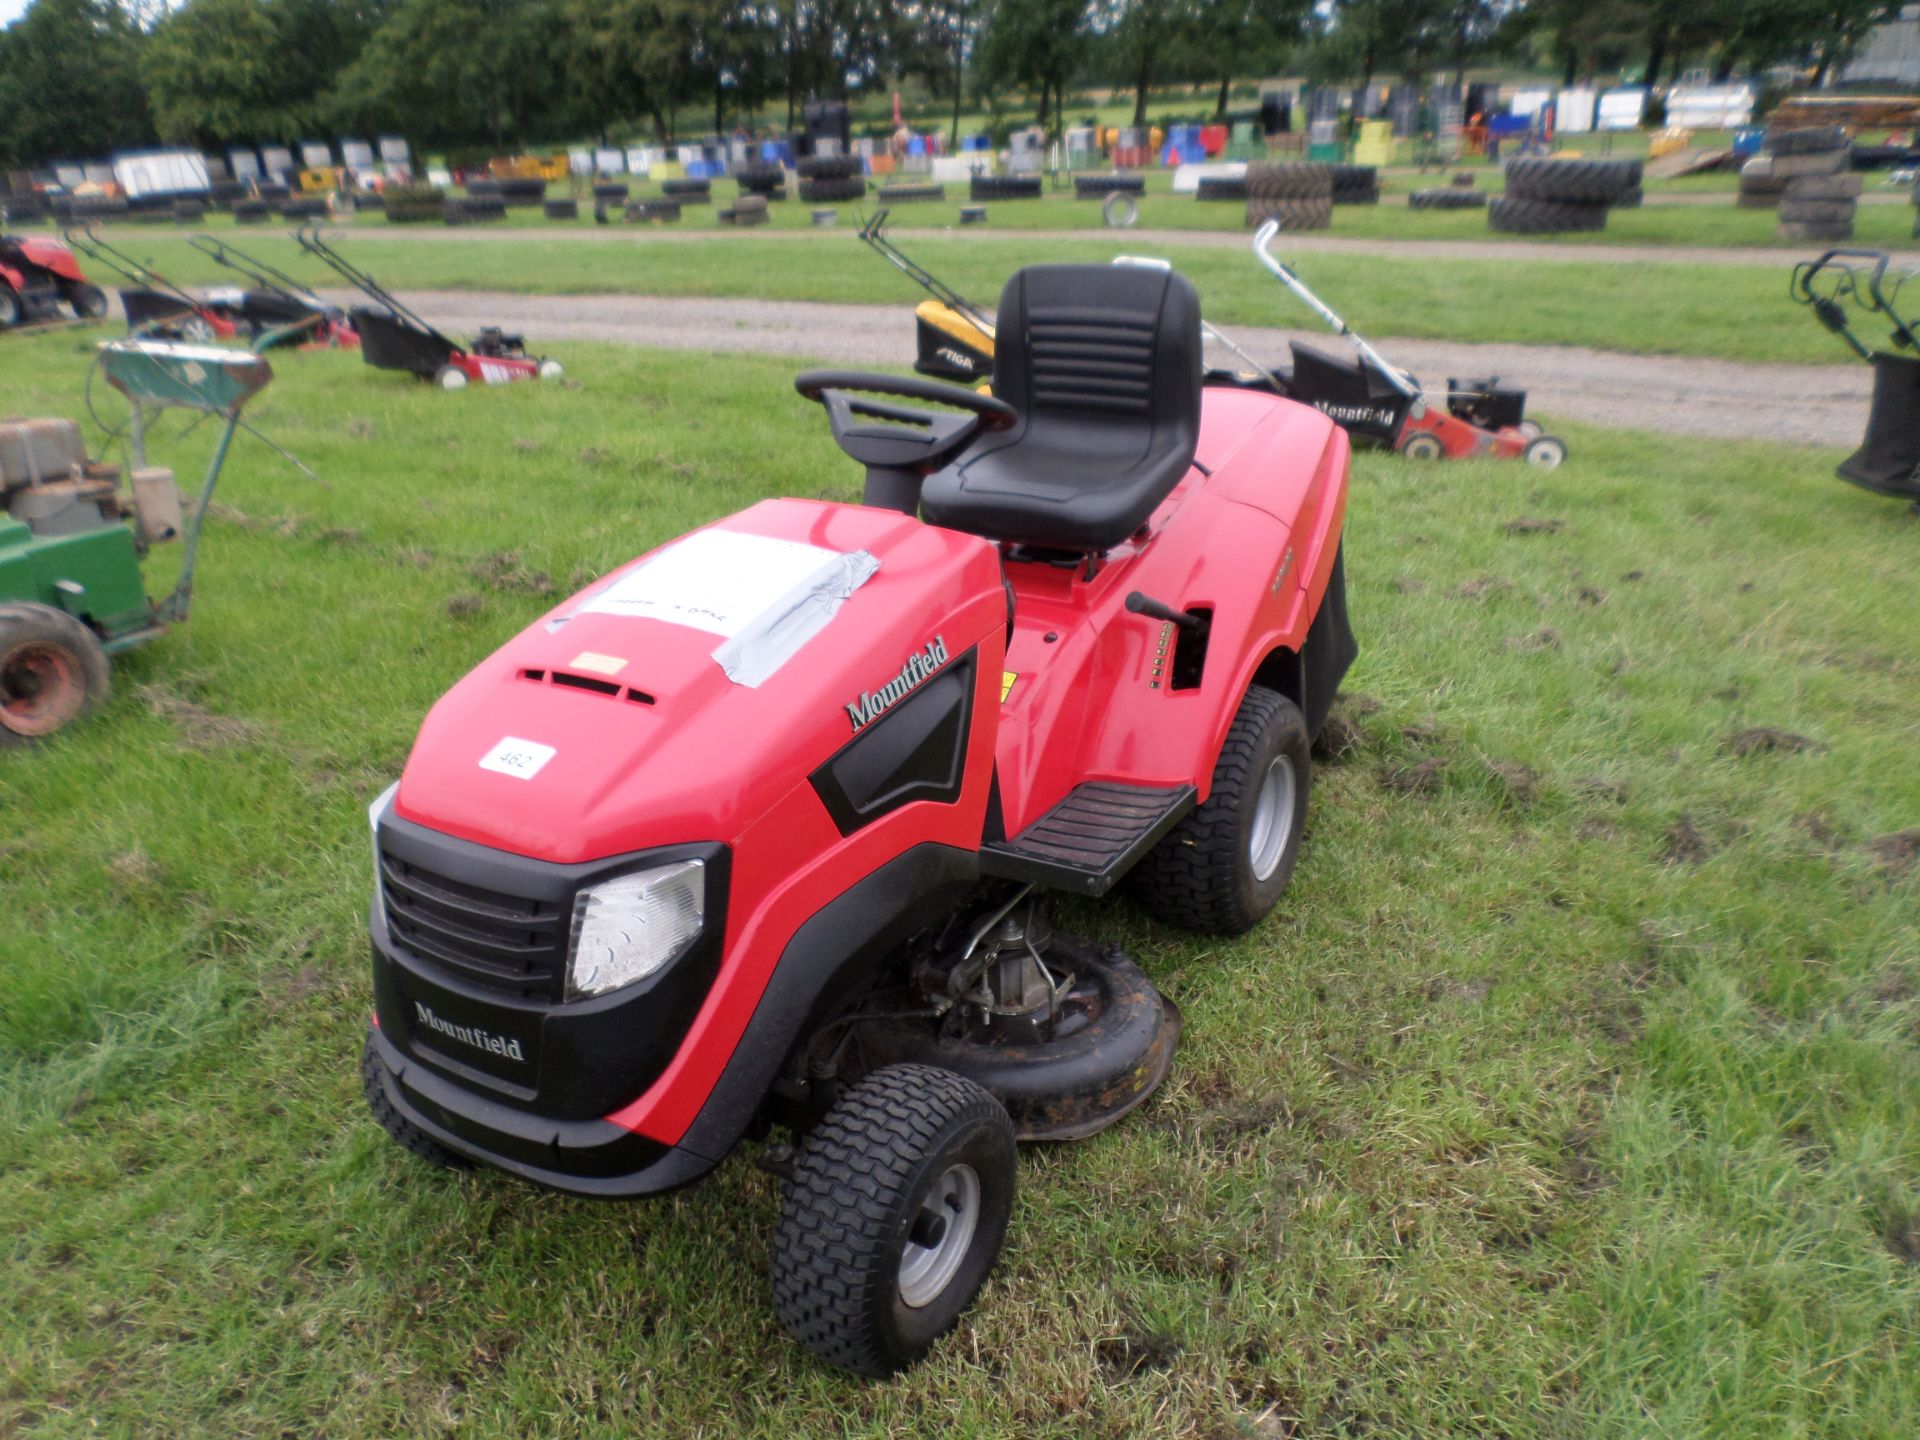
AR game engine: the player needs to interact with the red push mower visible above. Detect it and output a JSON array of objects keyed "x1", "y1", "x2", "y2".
[
  {"x1": 294, "y1": 225, "x2": 559, "y2": 388},
  {"x1": 185, "y1": 232, "x2": 361, "y2": 350},
  {"x1": 62, "y1": 224, "x2": 243, "y2": 344},
  {"x1": 0, "y1": 233, "x2": 108, "y2": 331},
  {"x1": 361, "y1": 259, "x2": 1356, "y2": 1374},
  {"x1": 1249, "y1": 221, "x2": 1566, "y2": 467}
]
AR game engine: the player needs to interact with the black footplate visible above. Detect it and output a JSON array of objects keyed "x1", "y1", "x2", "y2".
[{"x1": 981, "y1": 782, "x2": 1196, "y2": 896}]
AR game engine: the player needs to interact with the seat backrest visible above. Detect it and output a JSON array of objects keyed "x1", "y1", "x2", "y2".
[{"x1": 992, "y1": 263, "x2": 1201, "y2": 463}]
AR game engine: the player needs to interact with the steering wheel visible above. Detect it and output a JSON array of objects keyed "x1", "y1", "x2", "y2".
[{"x1": 795, "y1": 370, "x2": 1016, "y2": 473}]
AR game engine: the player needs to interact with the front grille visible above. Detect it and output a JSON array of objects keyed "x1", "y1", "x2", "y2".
[{"x1": 379, "y1": 850, "x2": 565, "y2": 999}]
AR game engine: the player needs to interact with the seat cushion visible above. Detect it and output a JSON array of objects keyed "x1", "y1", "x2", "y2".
[{"x1": 921, "y1": 264, "x2": 1201, "y2": 551}]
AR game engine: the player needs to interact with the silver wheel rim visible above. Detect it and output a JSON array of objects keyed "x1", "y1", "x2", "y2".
[
  {"x1": 1248, "y1": 754, "x2": 1296, "y2": 883},
  {"x1": 898, "y1": 1162, "x2": 980, "y2": 1309}
]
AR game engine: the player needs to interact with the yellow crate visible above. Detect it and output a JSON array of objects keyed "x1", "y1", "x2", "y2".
[
  {"x1": 299, "y1": 166, "x2": 341, "y2": 193},
  {"x1": 651, "y1": 160, "x2": 686, "y2": 181},
  {"x1": 537, "y1": 154, "x2": 569, "y2": 182}
]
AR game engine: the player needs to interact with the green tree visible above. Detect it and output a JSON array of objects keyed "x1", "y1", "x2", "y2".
[
  {"x1": 976, "y1": 0, "x2": 1090, "y2": 136},
  {"x1": 0, "y1": 0, "x2": 153, "y2": 167}
]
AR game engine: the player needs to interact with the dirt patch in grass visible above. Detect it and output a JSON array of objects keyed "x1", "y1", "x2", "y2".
[
  {"x1": 1454, "y1": 574, "x2": 1512, "y2": 600},
  {"x1": 395, "y1": 547, "x2": 434, "y2": 569},
  {"x1": 1486, "y1": 759, "x2": 1540, "y2": 805},
  {"x1": 445, "y1": 593, "x2": 484, "y2": 619},
  {"x1": 136, "y1": 684, "x2": 266, "y2": 751},
  {"x1": 1094, "y1": 1330, "x2": 1182, "y2": 1381},
  {"x1": 1504, "y1": 516, "x2": 1566, "y2": 535},
  {"x1": 1506, "y1": 627, "x2": 1562, "y2": 652},
  {"x1": 1868, "y1": 829, "x2": 1920, "y2": 875},
  {"x1": 317, "y1": 526, "x2": 364, "y2": 547},
  {"x1": 1577, "y1": 585, "x2": 1608, "y2": 606},
  {"x1": 1378, "y1": 757, "x2": 1445, "y2": 796},
  {"x1": 1663, "y1": 815, "x2": 1714, "y2": 865},
  {"x1": 1726, "y1": 726, "x2": 1815, "y2": 757},
  {"x1": 470, "y1": 550, "x2": 556, "y2": 595},
  {"x1": 1391, "y1": 575, "x2": 1428, "y2": 593},
  {"x1": 1576, "y1": 777, "x2": 1629, "y2": 804},
  {"x1": 108, "y1": 848, "x2": 165, "y2": 894},
  {"x1": 1793, "y1": 811, "x2": 1843, "y2": 850}
]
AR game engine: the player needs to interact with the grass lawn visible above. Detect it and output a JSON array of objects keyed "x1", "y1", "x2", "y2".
[
  {"x1": 95, "y1": 221, "x2": 1867, "y2": 368},
  {"x1": 2, "y1": 326, "x2": 1917, "y2": 1436}
]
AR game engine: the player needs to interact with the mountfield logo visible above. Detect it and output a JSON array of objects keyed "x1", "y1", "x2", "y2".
[
  {"x1": 413, "y1": 1001, "x2": 526, "y2": 1063},
  {"x1": 846, "y1": 636, "x2": 949, "y2": 731}
]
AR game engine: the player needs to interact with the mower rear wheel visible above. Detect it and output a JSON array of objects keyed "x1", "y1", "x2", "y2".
[
  {"x1": 1523, "y1": 435, "x2": 1568, "y2": 469},
  {"x1": 1132, "y1": 685, "x2": 1310, "y2": 935},
  {"x1": 1398, "y1": 431, "x2": 1446, "y2": 460},
  {"x1": 359, "y1": 1033, "x2": 474, "y2": 1171},
  {"x1": 0, "y1": 603, "x2": 110, "y2": 744},
  {"x1": 0, "y1": 284, "x2": 21, "y2": 329},
  {"x1": 538, "y1": 359, "x2": 564, "y2": 380},
  {"x1": 772, "y1": 1064, "x2": 1015, "y2": 1377},
  {"x1": 434, "y1": 365, "x2": 468, "y2": 390}
]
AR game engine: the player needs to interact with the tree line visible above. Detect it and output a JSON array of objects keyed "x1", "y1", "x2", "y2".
[{"x1": 0, "y1": 0, "x2": 1892, "y2": 170}]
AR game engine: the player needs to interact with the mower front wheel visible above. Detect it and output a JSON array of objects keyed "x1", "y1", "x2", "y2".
[
  {"x1": 1523, "y1": 435, "x2": 1568, "y2": 469},
  {"x1": 772, "y1": 1064, "x2": 1015, "y2": 1377},
  {"x1": 1397, "y1": 430, "x2": 1446, "y2": 460},
  {"x1": 1133, "y1": 685, "x2": 1310, "y2": 935},
  {"x1": 537, "y1": 359, "x2": 564, "y2": 380},
  {"x1": 433, "y1": 365, "x2": 469, "y2": 390},
  {"x1": 64, "y1": 283, "x2": 109, "y2": 321},
  {"x1": 0, "y1": 603, "x2": 111, "y2": 744}
]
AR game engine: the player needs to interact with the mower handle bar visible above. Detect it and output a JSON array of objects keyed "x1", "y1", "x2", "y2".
[
  {"x1": 293, "y1": 224, "x2": 454, "y2": 349},
  {"x1": 1791, "y1": 248, "x2": 1918, "y2": 358},
  {"x1": 187, "y1": 233, "x2": 327, "y2": 308},
  {"x1": 859, "y1": 208, "x2": 995, "y2": 329},
  {"x1": 1252, "y1": 220, "x2": 1420, "y2": 400}
]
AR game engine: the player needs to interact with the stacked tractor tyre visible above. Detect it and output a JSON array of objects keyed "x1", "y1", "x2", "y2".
[
  {"x1": 1408, "y1": 188, "x2": 1486, "y2": 210},
  {"x1": 970, "y1": 174, "x2": 1042, "y2": 201},
  {"x1": 876, "y1": 182, "x2": 945, "y2": 203},
  {"x1": 1491, "y1": 157, "x2": 1638, "y2": 234},
  {"x1": 1073, "y1": 174, "x2": 1145, "y2": 198},
  {"x1": 798, "y1": 156, "x2": 867, "y2": 204},
  {"x1": 1196, "y1": 176, "x2": 1246, "y2": 202},
  {"x1": 444, "y1": 195, "x2": 506, "y2": 225},
  {"x1": 1764, "y1": 127, "x2": 1855, "y2": 243},
  {"x1": 734, "y1": 162, "x2": 787, "y2": 199},
  {"x1": 1329, "y1": 164, "x2": 1379, "y2": 205},
  {"x1": 382, "y1": 184, "x2": 444, "y2": 224},
  {"x1": 661, "y1": 177, "x2": 712, "y2": 204},
  {"x1": 1244, "y1": 161, "x2": 1332, "y2": 230}
]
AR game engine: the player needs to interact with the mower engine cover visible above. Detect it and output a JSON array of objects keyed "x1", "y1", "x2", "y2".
[{"x1": 367, "y1": 499, "x2": 1009, "y2": 1193}]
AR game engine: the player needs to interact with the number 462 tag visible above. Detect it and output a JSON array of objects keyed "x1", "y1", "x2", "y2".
[{"x1": 479, "y1": 736, "x2": 557, "y2": 780}]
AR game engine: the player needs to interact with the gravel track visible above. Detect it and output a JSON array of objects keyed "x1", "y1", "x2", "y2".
[
  {"x1": 310, "y1": 224, "x2": 1918, "y2": 269},
  {"x1": 328, "y1": 288, "x2": 1866, "y2": 448}
]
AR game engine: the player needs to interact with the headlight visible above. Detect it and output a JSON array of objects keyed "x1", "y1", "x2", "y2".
[
  {"x1": 567, "y1": 859, "x2": 705, "y2": 1001},
  {"x1": 368, "y1": 781, "x2": 398, "y2": 888}
]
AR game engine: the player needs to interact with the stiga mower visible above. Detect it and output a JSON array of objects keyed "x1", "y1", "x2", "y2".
[
  {"x1": 361, "y1": 257, "x2": 1358, "y2": 1374},
  {"x1": 0, "y1": 232, "x2": 108, "y2": 330},
  {"x1": 860, "y1": 210, "x2": 996, "y2": 383},
  {"x1": 1, "y1": 341, "x2": 273, "y2": 742},
  {"x1": 184, "y1": 232, "x2": 361, "y2": 350},
  {"x1": 294, "y1": 225, "x2": 560, "y2": 388},
  {"x1": 1792, "y1": 247, "x2": 1920, "y2": 505}
]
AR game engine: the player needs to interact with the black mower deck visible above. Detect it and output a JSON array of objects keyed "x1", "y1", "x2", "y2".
[{"x1": 982, "y1": 781, "x2": 1196, "y2": 895}]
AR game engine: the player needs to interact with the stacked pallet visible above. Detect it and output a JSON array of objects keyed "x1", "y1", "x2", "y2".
[{"x1": 1765, "y1": 127, "x2": 1856, "y2": 242}]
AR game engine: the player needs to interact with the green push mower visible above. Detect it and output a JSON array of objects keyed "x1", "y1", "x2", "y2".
[{"x1": 1, "y1": 339, "x2": 275, "y2": 743}]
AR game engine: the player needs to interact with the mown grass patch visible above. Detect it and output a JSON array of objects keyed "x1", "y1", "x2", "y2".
[
  {"x1": 1, "y1": 327, "x2": 1916, "y2": 1437},
  {"x1": 100, "y1": 226, "x2": 1865, "y2": 366}
]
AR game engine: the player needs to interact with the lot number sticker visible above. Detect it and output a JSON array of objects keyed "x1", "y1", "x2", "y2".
[{"x1": 479, "y1": 736, "x2": 557, "y2": 780}]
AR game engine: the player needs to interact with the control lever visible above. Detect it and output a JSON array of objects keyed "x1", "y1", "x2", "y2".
[{"x1": 1125, "y1": 592, "x2": 1206, "y2": 633}]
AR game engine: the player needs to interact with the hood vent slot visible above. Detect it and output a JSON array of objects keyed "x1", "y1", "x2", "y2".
[{"x1": 518, "y1": 667, "x2": 656, "y2": 705}]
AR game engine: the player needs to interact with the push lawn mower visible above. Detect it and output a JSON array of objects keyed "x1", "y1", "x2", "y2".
[
  {"x1": 63, "y1": 224, "x2": 242, "y2": 344},
  {"x1": 1, "y1": 340, "x2": 274, "y2": 742},
  {"x1": 1247, "y1": 221, "x2": 1565, "y2": 467},
  {"x1": 361, "y1": 257, "x2": 1358, "y2": 1375},
  {"x1": 0, "y1": 232, "x2": 107, "y2": 331},
  {"x1": 294, "y1": 225, "x2": 560, "y2": 388},
  {"x1": 860, "y1": 209, "x2": 996, "y2": 384},
  {"x1": 185, "y1": 232, "x2": 361, "y2": 350},
  {"x1": 1792, "y1": 247, "x2": 1920, "y2": 504}
]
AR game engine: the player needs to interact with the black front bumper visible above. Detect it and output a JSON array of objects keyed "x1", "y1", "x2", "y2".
[{"x1": 363, "y1": 1020, "x2": 719, "y2": 1197}]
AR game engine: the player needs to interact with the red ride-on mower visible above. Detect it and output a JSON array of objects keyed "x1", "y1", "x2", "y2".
[
  {"x1": 1249, "y1": 221, "x2": 1566, "y2": 468},
  {"x1": 360, "y1": 260, "x2": 1356, "y2": 1374},
  {"x1": 0, "y1": 232, "x2": 108, "y2": 330},
  {"x1": 294, "y1": 225, "x2": 559, "y2": 388}
]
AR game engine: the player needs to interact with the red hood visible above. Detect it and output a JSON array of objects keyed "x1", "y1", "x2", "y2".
[{"x1": 393, "y1": 498, "x2": 1006, "y2": 864}]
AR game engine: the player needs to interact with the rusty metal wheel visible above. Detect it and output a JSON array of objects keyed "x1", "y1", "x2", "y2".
[{"x1": 0, "y1": 603, "x2": 111, "y2": 743}]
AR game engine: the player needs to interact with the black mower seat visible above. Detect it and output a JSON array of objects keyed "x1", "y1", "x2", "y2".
[{"x1": 921, "y1": 264, "x2": 1201, "y2": 552}]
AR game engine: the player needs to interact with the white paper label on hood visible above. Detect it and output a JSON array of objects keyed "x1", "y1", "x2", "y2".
[
  {"x1": 579, "y1": 530, "x2": 850, "y2": 638},
  {"x1": 479, "y1": 736, "x2": 556, "y2": 779}
]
